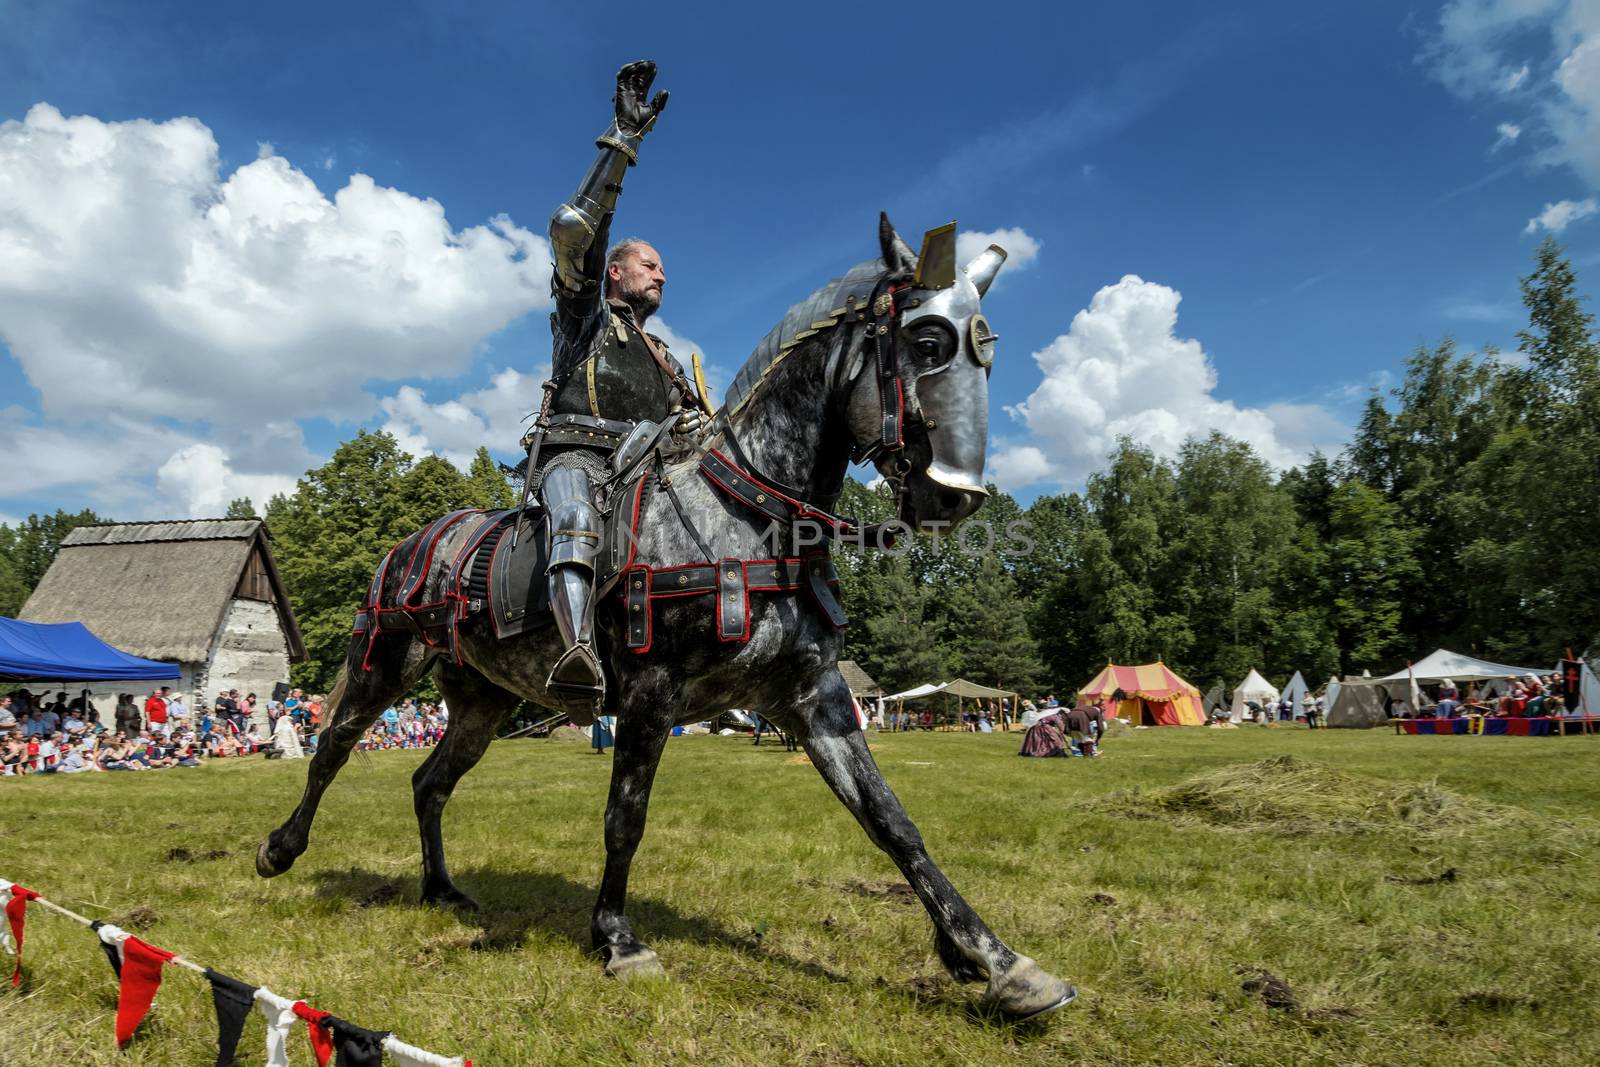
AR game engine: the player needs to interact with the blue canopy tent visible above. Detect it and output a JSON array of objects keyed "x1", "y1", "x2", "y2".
[{"x1": 0, "y1": 616, "x2": 179, "y2": 681}]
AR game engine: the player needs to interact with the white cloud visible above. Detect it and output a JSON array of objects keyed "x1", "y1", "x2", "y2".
[
  {"x1": 0, "y1": 103, "x2": 550, "y2": 425},
  {"x1": 984, "y1": 443, "x2": 1054, "y2": 488},
  {"x1": 987, "y1": 275, "x2": 1341, "y2": 491},
  {"x1": 156, "y1": 444, "x2": 298, "y2": 518},
  {"x1": 1427, "y1": 1, "x2": 1600, "y2": 188},
  {"x1": 378, "y1": 364, "x2": 547, "y2": 469},
  {"x1": 1493, "y1": 121, "x2": 1523, "y2": 149},
  {"x1": 1524, "y1": 196, "x2": 1599, "y2": 232},
  {"x1": 956, "y1": 227, "x2": 1042, "y2": 277},
  {"x1": 0, "y1": 403, "x2": 308, "y2": 518}
]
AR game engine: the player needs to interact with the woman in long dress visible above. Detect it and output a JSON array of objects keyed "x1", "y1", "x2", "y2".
[{"x1": 272, "y1": 711, "x2": 305, "y2": 759}]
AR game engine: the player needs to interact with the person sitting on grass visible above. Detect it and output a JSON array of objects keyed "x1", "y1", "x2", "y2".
[
  {"x1": 48, "y1": 740, "x2": 92, "y2": 774},
  {"x1": 99, "y1": 735, "x2": 142, "y2": 771},
  {"x1": 2, "y1": 731, "x2": 28, "y2": 776}
]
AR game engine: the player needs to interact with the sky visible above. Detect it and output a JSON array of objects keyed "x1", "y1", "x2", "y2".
[{"x1": 3, "y1": 0, "x2": 1600, "y2": 524}]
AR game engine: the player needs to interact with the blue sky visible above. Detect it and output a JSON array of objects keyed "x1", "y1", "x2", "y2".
[{"x1": 3, "y1": 0, "x2": 1599, "y2": 521}]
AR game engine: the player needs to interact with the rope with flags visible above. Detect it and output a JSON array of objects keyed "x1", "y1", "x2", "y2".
[{"x1": 0, "y1": 876, "x2": 473, "y2": 1065}]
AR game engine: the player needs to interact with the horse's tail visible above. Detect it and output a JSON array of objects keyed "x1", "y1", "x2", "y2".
[{"x1": 323, "y1": 664, "x2": 351, "y2": 724}]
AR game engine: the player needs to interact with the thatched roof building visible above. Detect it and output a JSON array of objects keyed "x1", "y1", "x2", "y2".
[
  {"x1": 20, "y1": 519, "x2": 304, "y2": 712},
  {"x1": 838, "y1": 660, "x2": 882, "y2": 698}
]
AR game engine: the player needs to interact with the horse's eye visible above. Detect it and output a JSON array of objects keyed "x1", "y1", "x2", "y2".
[{"x1": 915, "y1": 337, "x2": 940, "y2": 355}]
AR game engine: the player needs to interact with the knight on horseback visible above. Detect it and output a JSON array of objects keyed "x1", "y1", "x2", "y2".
[{"x1": 537, "y1": 60, "x2": 709, "y2": 714}]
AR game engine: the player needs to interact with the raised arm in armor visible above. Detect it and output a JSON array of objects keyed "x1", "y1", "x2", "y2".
[{"x1": 547, "y1": 60, "x2": 668, "y2": 377}]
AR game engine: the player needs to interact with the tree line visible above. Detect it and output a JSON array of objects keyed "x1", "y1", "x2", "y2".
[
  {"x1": 840, "y1": 236, "x2": 1599, "y2": 697},
  {"x1": 2, "y1": 239, "x2": 1594, "y2": 699}
]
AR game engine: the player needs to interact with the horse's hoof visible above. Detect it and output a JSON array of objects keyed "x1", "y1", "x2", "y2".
[
  {"x1": 979, "y1": 955, "x2": 1077, "y2": 1021},
  {"x1": 422, "y1": 886, "x2": 480, "y2": 913},
  {"x1": 603, "y1": 944, "x2": 666, "y2": 981},
  {"x1": 255, "y1": 841, "x2": 293, "y2": 878}
]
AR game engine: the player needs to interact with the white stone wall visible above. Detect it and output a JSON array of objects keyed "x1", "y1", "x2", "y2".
[{"x1": 204, "y1": 598, "x2": 291, "y2": 729}]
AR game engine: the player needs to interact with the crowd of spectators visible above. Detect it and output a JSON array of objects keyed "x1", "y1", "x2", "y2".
[
  {"x1": 357, "y1": 699, "x2": 449, "y2": 751},
  {"x1": 1407, "y1": 675, "x2": 1571, "y2": 719},
  {"x1": 0, "y1": 684, "x2": 329, "y2": 778}
]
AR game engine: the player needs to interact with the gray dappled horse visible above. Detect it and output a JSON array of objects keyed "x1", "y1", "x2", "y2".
[{"x1": 256, "y1": 216, "x2": 1076, "y2": 1020}]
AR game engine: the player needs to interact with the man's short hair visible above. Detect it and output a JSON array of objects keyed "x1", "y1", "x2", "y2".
[{"x1": 604, "y1": 237, "x2": 651, "y2": 296}]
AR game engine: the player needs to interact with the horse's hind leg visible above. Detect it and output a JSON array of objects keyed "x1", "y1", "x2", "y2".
[
  {"x1": 797, "y1": 674, "x2": 1076, "y2": 1020},
  {"x1": 413, "y1": 662, "x2": 520, "y2": 909},
  {"x1": 256, "y1": 634, "x2": 427, "y2": 878}
]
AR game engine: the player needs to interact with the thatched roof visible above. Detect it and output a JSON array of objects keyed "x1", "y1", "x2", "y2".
[
  {"x1": 838, "y1": 659, "x2": 881, "y2": 696},
  {"x1": 20, "y1": 519, "x2": 305, "y2": 663}
]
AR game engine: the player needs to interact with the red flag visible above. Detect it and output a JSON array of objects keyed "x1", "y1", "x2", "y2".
[
  {"x1": 115, "y1": 936, "x2": 175, "y2": 1046},
  {"x1": 293, "y1": 1000, "x2": 335, "y2": 1067},
  {"x1": 6, "y1": 884, "x2": 39, "y2": 987}
]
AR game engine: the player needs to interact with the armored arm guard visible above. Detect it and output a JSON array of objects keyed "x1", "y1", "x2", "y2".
[
  {"x1": 547, "y1": 121, "x2": 641, "y2": 299},
  {"x1": 548, "y1": 60, "x2": 668, "y2": 301}
]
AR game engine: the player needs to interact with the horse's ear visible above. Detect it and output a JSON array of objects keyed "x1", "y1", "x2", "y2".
[
  {"x1": 879, "y1": 212, "x2": 916, "y2": 273},
  {"x1": 964, "y1": 244, "x2": 1008, "y2": 297}
]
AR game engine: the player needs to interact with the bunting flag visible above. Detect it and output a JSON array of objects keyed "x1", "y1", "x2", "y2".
[
  {"x1": 0, "y1": 879, "x2": 14, "y2": 956},
  {"x1": 5, "y1": 882, "x2": 39, "y2": 987},
  {"x1": 205, "y1": 968, "x2": 257, "y2": 1067},
  {"x1": 115, "y1": 935, "x2": 176, "y2": 1047},
  {"x1": 294, "y1": 1000, "x2": 336, "y2": 1067},
  {"x1": 256, "y1": 987, "x2": 303, "y2": 1067},
  {"x1": 91, "y1": 921, "x2": 126, "y2": 979},
  {"x1": 383, "y1": 1034, "x2": 474, "y2": 1067},
  {"x1": 328, "y1": 1015, "x2": 390, "y2": 1067},
  {"x1": 0, "y1": 874, "x2": 474, "y2": 1065}
]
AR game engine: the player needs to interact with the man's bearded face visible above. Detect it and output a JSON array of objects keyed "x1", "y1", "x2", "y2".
[{"x1": 609, "y1": 243, "x2": 665, "y2": 319}]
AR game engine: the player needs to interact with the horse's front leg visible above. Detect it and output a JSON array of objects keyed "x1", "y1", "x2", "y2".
[
  {"x1": 798, "y1": 676, "x2": 1076, "y2": 1020},
  {"x1": 591, "y1": 696, "x2": 672, "y2": 978}
]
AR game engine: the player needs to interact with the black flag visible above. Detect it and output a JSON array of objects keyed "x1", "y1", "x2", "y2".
[
  {"x1": 204, "y1": 968, "x2": 257, "y2": 1067},
  {"x1": 1561, "y1": 658, "x2": 1582, "y2": 709},
  {"x1": 328, "y1": 1015, "x2": 390, "y2": 1067},
  {"x1": 88, "y1": 921, "x2": 122, "y2": 979}
]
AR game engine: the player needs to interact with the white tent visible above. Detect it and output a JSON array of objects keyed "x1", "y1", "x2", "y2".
[
  {"x1": 884, "y1": 683, "x2": 944, "y2": 701},
  {"x1": 1230, "y1": 669, "x2": 1280, "y2": 724},
  {"x1": 1376, "y1": 649, "x2": 1545, "y2": 684},
  {"x1": 1281, "y1": 671, "x2": 1309, "y2": 718}
]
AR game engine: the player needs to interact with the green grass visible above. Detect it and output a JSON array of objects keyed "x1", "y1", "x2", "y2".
[{"x1": 3, "y1": 726, "x2": 1599, "y2": 1065}]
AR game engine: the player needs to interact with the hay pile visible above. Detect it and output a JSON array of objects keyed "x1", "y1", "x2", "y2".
[{"x1": 1102, "y1": 754, "x2": 1528, "y2": 835}]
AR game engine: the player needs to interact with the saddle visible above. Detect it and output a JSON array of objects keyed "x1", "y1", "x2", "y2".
[{"x1": 350, "y1": 466, "x2": 846, "y2": 672}]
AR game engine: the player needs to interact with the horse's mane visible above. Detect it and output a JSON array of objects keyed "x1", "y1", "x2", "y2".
[{"x1": 718, "y1": 259, "x2": 882, "y2": 422}]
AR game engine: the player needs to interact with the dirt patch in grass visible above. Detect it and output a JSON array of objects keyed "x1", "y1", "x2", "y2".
[
  {"x1": 162, "y1": 846, "x2": 231, "y2": 863},
  {"x1": 1240, "y1": 970, "x2": 1298, "y2": 1010},
  {"x1": 355, "y1": 881, "x2": 402, "y2": 908},
  {"x1": 1100, "y1": 755, "x2": 1534, "y2": 835},
  {"x1": 1385, "y1": 867, "x2": 1459, "y2": 885},
  {"x1": 114, "y1": 906, "x2": 159, "y2": 930},
  {"x1": 845, "y1": 880, "x2": 916, "y2": 903}
]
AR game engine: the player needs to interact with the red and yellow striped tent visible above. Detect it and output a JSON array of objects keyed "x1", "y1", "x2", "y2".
[{"x1": 1078, "y1": 662, "x2": 1205, "y2": 726}]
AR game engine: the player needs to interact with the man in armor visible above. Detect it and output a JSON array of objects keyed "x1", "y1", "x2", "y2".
[{"x1": 536, "y1": 60, "x2": 707, "y2": 711}]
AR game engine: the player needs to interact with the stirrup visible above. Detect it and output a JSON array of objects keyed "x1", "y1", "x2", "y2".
[{"x1": 548, "y1": 643, "x2": 605, "y2": 700}]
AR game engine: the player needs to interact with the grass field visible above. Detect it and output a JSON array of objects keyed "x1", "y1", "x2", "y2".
[{"x1": 2, "y1": 725, "x2": 1598, "y2": 1066}]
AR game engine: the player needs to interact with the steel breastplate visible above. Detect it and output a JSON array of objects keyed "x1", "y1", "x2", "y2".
[{"x1": 551, "y1": 317, "x2": 678, "y2": 430}]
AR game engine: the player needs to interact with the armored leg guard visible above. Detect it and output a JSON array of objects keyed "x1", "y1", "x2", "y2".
[{"x1": 542, "y1": 465, "x2": 606, "y2": 718}]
